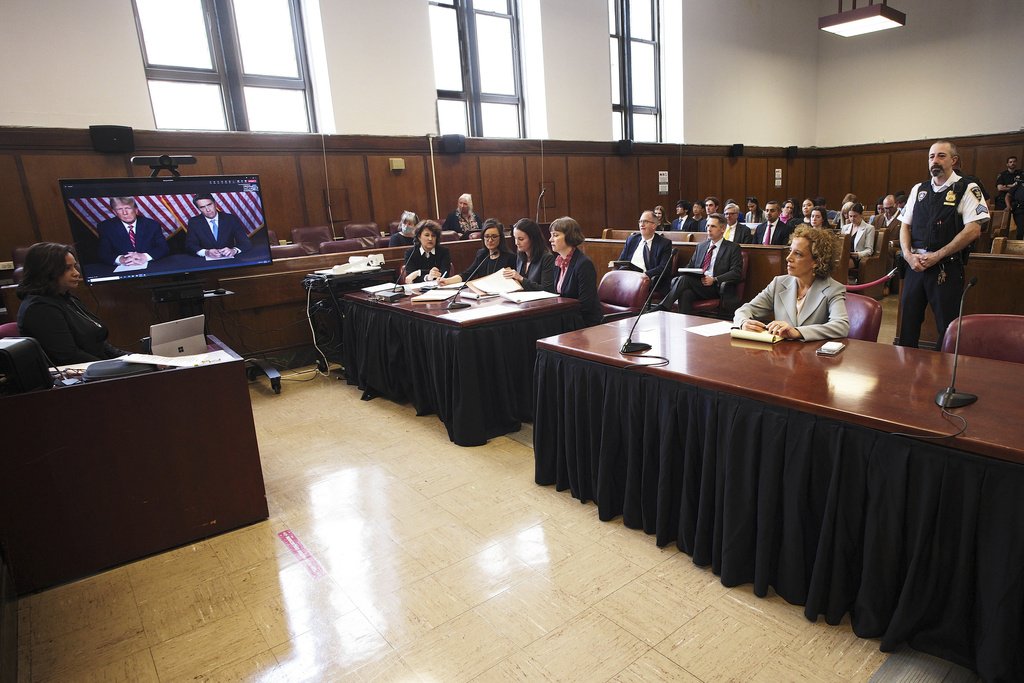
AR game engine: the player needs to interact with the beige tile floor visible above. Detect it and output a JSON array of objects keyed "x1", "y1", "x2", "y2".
[{"x1": 14, "y1": 297, "x2": 971, "y2": 682}]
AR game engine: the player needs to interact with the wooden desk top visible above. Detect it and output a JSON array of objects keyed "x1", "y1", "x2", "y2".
[
  {"x1": 537, "y1": 313, "x2": 1024, "y2": 465},
  {"x1": 344, "y1": 290, "x2": 579, "y2": 328}
]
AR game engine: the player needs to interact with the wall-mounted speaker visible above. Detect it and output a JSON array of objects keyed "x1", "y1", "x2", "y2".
[
  {"x1": 730, "y1": 143, "x2": 744, "y2": 158},
  {"x1": 787, "y1": 146, "x2": 798, "y2": 159},
  {"x1": 617, "y1": 139, "x2": 633, "y2": 156},
  {"x1": 89, "y1": 125, "x2": 135, "y2": 154},
  {"x1": 440, "y1": 133, "x2": 466, "y2": 154}
]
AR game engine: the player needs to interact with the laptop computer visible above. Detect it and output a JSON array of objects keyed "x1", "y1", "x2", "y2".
[{"x1": 150, "y1": 314, "x2": 207, "y2": 356}]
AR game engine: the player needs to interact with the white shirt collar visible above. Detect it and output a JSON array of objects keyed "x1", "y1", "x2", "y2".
[{"x1": 932, "y1": 170, "x2": 961, "y2": 192}]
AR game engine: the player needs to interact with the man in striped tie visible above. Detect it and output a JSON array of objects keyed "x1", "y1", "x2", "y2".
[
  {"x1": 96, "y1": 196, "x2": 170, "y2": 267},
  {"x1": 653, "y1": 213, "x2": 743, "y2": 313}
]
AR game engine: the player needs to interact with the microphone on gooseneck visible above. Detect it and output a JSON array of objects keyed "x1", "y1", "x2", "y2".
[
  {"x1": 535, "y1": 187, "x2": 546, "y2": 223},
  {"x1": 447, "y1": 251, "x2": 490, "y2": 310},
  {"x1": 935, "y1": 276, "x2": 979, "y2": 408},
  {"x1": 621, "y1": 247, "x2": 677, "y2": 354},
  {"x1": 393, "y1": 247, "x2": 416, "y2": 293}
]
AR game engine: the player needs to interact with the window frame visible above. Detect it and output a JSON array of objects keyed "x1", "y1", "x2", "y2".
[
  {"x1": 430, "y1": 0, "x2": 526, "y2": 139},
  {"x1": 610, "y1": 0, "x2": 661, "y2": 142},
  {"x1": 132, "y1": 0, "x2": 317, "y2": 132}
]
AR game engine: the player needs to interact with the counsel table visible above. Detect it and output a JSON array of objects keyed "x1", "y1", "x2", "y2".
[
  {"x1": 0, "y1": 338, "x2": 268, "y2": 594},
  {"x1": 343, "y1": 291, "x2": 581, "y2": 446},
  {"x1": 534, "y1": 313, "x2": 1024, "y2": 682}
]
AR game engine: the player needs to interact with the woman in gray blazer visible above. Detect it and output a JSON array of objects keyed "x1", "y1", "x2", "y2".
[{"x1": 733, "y1": 225, "x2": 849, "y2": 341}]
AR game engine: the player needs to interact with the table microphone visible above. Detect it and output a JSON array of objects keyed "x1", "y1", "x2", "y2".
[
  {"x1": 621, "y1": 247, "x2": 676, "y2": 354},
  {"x1": 392, "y1": 247, "x2": 416, "y2": 293},
  {"x1": 935, "y1": 275, "x2": 979, "y2": 408},
  {"x1": 447, "y1": 252, "x2": 490, "y2": 310}
]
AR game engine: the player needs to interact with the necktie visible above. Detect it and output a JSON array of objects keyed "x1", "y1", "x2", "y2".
[
  {"x1": 701, "y1": 243, "x2": 715, "y2": 271},
  {"x1": 643, "y1": 241, "x2": 650, "y2": 267},
  {"x1": 763, "y1": 223, "x2": 771, "y2": 245},
  {"x1": 211, "y1": 218, "x2": 219, "y2": 241},
  {"x1": 128, "y1": 224, "x2": 136, "y2": 249}
]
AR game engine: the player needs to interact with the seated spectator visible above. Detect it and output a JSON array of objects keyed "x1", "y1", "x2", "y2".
[
  {"x1": 745, "y1": 197, "x2": 767, "y2": 224},
  {"x1": 610, "y1": 210, "x2": 673, "y2": 296},
  {"x1": 441, "y1": 194, "x2": 481, "y2": 238},
  {"x1": 847, "y1": 203, "x2": 875, "y2": 270},
  {"x1": 722, "y1": 203, "x2": 752, "y2": 243},
  {"x1": 653, "y1": 205, "x2": 672, "y2": 230},
  {"x1": 654, "y1": 213, "x2": 743, "y2": 314},
  {"x1": 670, "y1": 200, "x2": 697, "y2": 231},
  {"x1": 389, "y1": 211, "x2": 418, "y2": 247}
]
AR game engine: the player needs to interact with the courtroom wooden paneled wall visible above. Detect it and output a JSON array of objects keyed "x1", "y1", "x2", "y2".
[{"x1": 3, "y1": 127, "x2": 1022, "y2": 263}]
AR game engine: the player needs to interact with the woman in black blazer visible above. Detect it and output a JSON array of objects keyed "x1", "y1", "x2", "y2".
[
  {"x1": 440, "y1": 219, "x2": 516, "y2": 286},
  {"x1": 403, "y1": 220, "x2": 451, "y2": 283},
  {"x1": 548, "y1": 216, "x2": 602, "y2": 327},
  {"x1": 17, "y1": 242, "x2": 126, "y2": 365},
  {"x1": 504, "y1": 218, "x2": 555, "y2": 292}
]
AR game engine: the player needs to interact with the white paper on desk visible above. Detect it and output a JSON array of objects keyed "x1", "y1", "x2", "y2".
[
  {"x1": 410, "y1": 288, "x2": 459, "y2": 302},
  {"x1": 439, "y1": 305, "x2": 519, "y2": 323},
  {"x1": 685, "y1": 320, "x2": 735, "y2": 337},
  {"x1": 113, "y1": 262, "x2": 148, "y2": 272},
  {"x1": 500, "y1": 290, "x2": 559, "y2": 304},
  {"x1": 362, "y1": 282, "x2": 406, "y2": 294},
  {"x1": 466, "y1": 270, "x2": 522, "y2": 295},
  {"x1": 123, "y1": 350, "x2": 234, "y2": 367}
]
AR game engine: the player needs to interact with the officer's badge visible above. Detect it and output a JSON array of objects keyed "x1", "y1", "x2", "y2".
[
  {"x1": 971, "y1": 187, "x2": 983, "y2": 202},
  {"x1": 945, "y1": 190, "x2": 956, "y2": 203}
]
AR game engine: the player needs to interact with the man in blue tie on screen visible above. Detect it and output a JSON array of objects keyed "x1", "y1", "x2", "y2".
[{"x1": 185, "y1": 193, "x2": 252, "y2": 259}]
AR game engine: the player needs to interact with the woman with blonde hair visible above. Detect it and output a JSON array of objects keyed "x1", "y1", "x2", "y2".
[
  {"x1": 441, "y1": 193, "x2": 482, "y2": 238},
  {"x1": 733, "y1": 225, "x2": 849, "y2": 341}
]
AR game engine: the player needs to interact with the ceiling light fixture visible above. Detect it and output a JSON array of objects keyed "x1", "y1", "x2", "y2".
[{"x1": 819, "y1": 0, "x2": 906, "y2": 37}]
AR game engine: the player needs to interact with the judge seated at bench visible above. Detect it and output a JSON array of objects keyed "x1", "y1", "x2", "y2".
[
  {"x1": 653, "y1": 213, "x2": 742, "y2": 313},
  {"x1": 185, "y1": 193, "x2": 252, "y2": 259},
  {"x1": 733, "y1": 225, "x2": 849, "y2": 341}
]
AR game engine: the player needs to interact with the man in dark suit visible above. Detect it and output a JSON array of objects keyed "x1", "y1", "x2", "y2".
[
  {"x1": 96, "y1": 197, "x2": 170, "y2": 266},
  {"x1": 654, "y1": 213, "x2": 742, "y2": 313},
  {"x1": 722, "y1": 203, "x2": 753, "y2": 243},
  {"x1": 669, "y1": 200, "x2": 697, "y2": 231},
  {"x1": 753, "y1": 200, "x2": 793, "y2": 246},
  {"x1": 185, "y1": 193, "x2": 252, "y2": 258},
  {"x1": 612, "y1": 210, "x2": 674, "y2": 295},
  {"x1": 696, "y1": 196, "x2": 720, "y2": 232}
]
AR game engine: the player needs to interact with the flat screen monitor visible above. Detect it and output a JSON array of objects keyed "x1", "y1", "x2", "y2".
[{"x1": 58, "y1": 174, "x2": 273, "y2": 285}]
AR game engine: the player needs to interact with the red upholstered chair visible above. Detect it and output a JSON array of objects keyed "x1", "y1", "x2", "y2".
[
  {"x1": 12, "y1": 267, "x2": 24, "y2": 284},
  {"x1": 388, "y1": 221, "x2": 401, "y2": 235},
  {"x1": 845, "y1": 293, "x2": 883, "y2": 342},
  {"x1": 939, "y1": 315, "x2": 1024, "y2": 364},
  {"x1": 267, "y1": 229, "x2": 279, "y2": 245},
  {"x1": 0, "y1": 322, "x2": 20, "y2": 338},
  {"x1": 598, "y1": 270, "x2": 651, "y2": 323},
  {"x1": 689, "y1": 252, "x2": 749, "y2": 318},
  {"x1": 270, "y1": 243, "x2": 308, "y2": 259},
  {"x1": 374, "y1": 235, "x2": 392, "y2": 249},
  {"x1": 440, "y1": 230, "x2": 460, "y2": 242},
  {"x1": 342, "y1": 223, "x2": 380, "y2": 248},
  {"x1": 289, "y1": 226, "x2": 333, "y2": 254},
  {"x1": 467, "y1": 231, "x2": 481, "y2": 240},
  {"x1": 12, "y1": 246, "x2": 30, "y2": 268},
  {"x1": 319, "y1": 239, "x2": 363, "y2": 254}
]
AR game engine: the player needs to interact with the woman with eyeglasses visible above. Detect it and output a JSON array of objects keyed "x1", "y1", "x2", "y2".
[{"x1": 439, "y1": 219, "x2": 516, "y2": 286}]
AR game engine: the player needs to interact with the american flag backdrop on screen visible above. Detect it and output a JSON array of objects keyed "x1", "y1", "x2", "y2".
[{"x1": 67, "y1": 193, "x2": 265, "y2": 238}]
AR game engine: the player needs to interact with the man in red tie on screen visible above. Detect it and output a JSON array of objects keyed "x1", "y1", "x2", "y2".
[
  {"x1": 653, "y1": 213, "x2": 743, "y2": 313},
  {"x1": 96, "y1": 196, "x2": 170, "y2": 267}
]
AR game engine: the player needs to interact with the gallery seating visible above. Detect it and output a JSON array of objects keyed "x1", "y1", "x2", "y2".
[
  {"x1": 319, "y1": 239, "x2": 364, "y2": 254},
  {"x1": 342, "y1": 223, "x2": 380, "y2": 248},
  {"x1": 289, "y1": 226, "x2": 334, "y2": 254}
]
